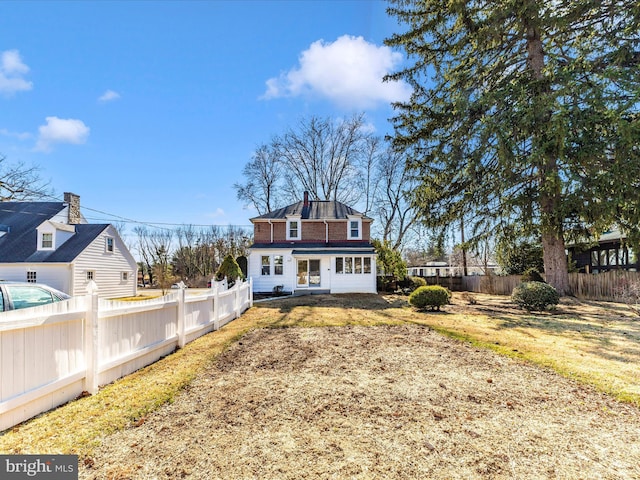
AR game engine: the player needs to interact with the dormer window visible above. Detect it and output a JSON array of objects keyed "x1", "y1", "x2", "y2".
[
  {"x1": 347, "y1": 216, "x2": 362, "y2": 240},
  {"x1": 286, "y1": 217, "x2": 301, "y2": 240},
  {"x1": 42, "y1": 233, "x2": 53, "y2": 248}
]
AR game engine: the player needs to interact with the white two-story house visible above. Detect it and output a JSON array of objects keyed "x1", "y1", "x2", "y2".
[{"x1": 0, "y1": 192, "x2": 137, "y2": 299}]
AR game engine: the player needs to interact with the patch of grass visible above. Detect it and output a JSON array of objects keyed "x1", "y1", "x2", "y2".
[
  {"x1": 1, "y1": 293, "x2": 638, "y2": 458},
  {"x1": 411, "y1": 297, "x2": 640, "y2": 407}
]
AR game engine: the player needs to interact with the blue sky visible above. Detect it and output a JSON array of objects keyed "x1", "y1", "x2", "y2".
[{"x1": 0, "y1": 0, "x2": 410, "y2": 233}]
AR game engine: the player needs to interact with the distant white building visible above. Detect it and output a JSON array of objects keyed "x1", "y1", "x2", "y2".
[{"x1": 407, "y1": 260, "x2": 500, "y2": 277}]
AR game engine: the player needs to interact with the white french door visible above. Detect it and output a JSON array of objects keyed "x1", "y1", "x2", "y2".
[{"x1": 296, "y1": 259, "x2": 321, "y2": 288}]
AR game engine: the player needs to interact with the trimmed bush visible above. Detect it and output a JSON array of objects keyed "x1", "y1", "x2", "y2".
[
  {"x1": 215, "y1": 254, "x2": 244, "y2": 287},
  {"x1": 521, "y1": 268, "x2": 545, "y2": 283},
  {"x1": 511, "y1": 281, "x2": 559, "y2": 311},
  {"x1": 401, "y1": 276, "x2": 427, "y2": 293},
  {"x1": 409, "y1": 285, "x2": 451, "y2": 311}
]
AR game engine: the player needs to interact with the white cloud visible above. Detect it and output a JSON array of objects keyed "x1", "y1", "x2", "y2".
[
  {"x1": 35, "y1": 116, "x2": 90, "y2": 153},
  {"x1": 263, "y1": 35, "x2": 412, "y2": 109},
  {"x1": 98, "y1": 89, "x2": 121, "y2": 103},
  {"x1": 0, "y1": 128, "x2": 32, "y2": 140},
  {"x1": 0, "y1": 50, "x2": 33, "y2": 95}
]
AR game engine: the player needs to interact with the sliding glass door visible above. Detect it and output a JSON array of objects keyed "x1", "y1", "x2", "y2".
[{"x1": 297, "y1": 259, "x2": 321, "y2": 288}]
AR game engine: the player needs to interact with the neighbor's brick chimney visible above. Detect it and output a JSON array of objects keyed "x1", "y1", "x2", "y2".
[
  {"x1": 303, "y1": 191, "x2": 309, "y2": 208},
  {"x1": 64, "y1": 192, "x2": 81, "y2": 224}
]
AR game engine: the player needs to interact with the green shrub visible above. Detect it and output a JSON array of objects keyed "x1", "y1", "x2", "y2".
[
  {"x1": 511, "y1": 281, "x2": 559, "y2": 311},
  {"x1": 521, "y1": 268, "x2": 545, "y2": 283},
  {"x1": 401, "y1": 276, "x2": 427, "y2": 293},
  {"x1": 409, "y1": 285, "x2": 451, "y2": 311},
  {"x1": 215, "y1": 254, "x2": 244, "y2": 287}
]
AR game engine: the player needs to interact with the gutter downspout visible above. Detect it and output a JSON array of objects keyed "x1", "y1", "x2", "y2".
[
  {"x1": 324, "y1": 220, "x2": 329, "y2": 243},
  {"x1": 268, "y1": 219, "x2": 273, "y2": 243}
]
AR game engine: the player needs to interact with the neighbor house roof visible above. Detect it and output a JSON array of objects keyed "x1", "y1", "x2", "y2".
[
  {"x1": 251, "y1": 199, "x2": 371, "y2": 221},
  {"x1": 0, "y1": 201, "x2": 109, "y2": 263}
]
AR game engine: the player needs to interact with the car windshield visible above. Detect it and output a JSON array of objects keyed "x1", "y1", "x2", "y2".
[
  {"x1": 6, "y1": 285, "x2": 57, "y2": 310},
  {"x1": 0, "y1": 290, "x2": 4, "y2": 312}
]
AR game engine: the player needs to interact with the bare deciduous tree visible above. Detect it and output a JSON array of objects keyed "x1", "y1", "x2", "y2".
[
  {"x1": 371, "y1": 148, "x2": 420, "y2": 251},
  {"x1": 233, "y1": 115, "x2": 423, "y2": 252},
  {"x1": 0, "y1": 154, "x2": 52, "y2": 201},
  {"x1": 133, "y1": 226, "x2": 174, "y2": 288},
  {"x1": 277, "y1": 114, "x2": 369, "y2": 205},
  {"x1": 234, "y1": 144, "x2": 282, "y2": 215}
]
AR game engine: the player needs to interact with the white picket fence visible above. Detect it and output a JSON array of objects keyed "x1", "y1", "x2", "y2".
[{"x1": 0, "y1": 279, "x2": 253, "y2": 432}]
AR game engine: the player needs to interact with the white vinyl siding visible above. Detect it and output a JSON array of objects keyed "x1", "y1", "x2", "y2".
[
  {"x1": 249, "y1": 249, "x2": 376, "y2": 294},
  {"x1": 250, "y1": 249, "x2": 292, "y2": 293},
  {"x1": 331, "y1": 255, "x2": 376, "y2": 293},
  {"x1": 0, "y1": 264, "x2": 73, "y2": 294},
  {"x1": 72, "y1": 226, "x2": 137, "y2": 298}
]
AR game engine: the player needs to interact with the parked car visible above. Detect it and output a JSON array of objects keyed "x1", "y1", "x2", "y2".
[{"x1": 0, "y1": 282, "x2": 71, "y2": 312}]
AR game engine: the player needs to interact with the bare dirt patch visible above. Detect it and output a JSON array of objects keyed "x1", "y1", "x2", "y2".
[{"x1": 81, "y1": 323, "x2": 639, "y2": 479}]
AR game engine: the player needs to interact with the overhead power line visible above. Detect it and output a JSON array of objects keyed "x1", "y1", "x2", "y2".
[{"x1": 9, "y1": 189, "x2": 253, "y2": 230}]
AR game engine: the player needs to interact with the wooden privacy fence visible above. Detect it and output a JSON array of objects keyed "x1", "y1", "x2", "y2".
[
  {"x1": 568, "y1": 270, "x2": 640, "y2": 301},
  {"x1": 462, "y1": 271, "x2": 640, "y2": 301},
  {"x1": 0, "y1": 279, "x2": 252, "y2": 432},
  {"x1": 462, "y1": 275, "x2": 522, "y2": 295}
]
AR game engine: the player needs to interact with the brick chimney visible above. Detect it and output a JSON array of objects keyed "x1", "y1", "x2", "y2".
[
  {"x1": 303, "y1": 191, "x2": 309, "y2": 208},
  {"x1": 64, "y1": 192, "x2": 81, "y2": 224}
]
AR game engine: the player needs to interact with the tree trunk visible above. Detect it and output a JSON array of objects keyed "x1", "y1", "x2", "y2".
[
  {"x1": 541, "y1": 232, "x2": 569, "y2": 295},
  {"x1": 525, "y1": 15, "x2": 570, "y2": 296}
]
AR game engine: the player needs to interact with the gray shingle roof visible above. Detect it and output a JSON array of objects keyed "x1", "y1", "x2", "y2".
[
  {"x1": 251, "y1": 199, "x2": 370, "y2": 221},
  {"x1": 0, "y1": 202, "x2": 109, "y2": 263}
]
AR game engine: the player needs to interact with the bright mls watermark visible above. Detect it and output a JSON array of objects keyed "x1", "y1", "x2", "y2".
[{"x1": 0, "y1": 455, "x2": 77, "y2": 479}]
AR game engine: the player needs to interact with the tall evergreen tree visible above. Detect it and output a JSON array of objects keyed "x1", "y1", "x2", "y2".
[{"x1": 385, "y1": 0, "x2": 640, "y2": 294}]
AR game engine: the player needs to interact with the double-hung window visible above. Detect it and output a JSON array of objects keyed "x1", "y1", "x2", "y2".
[
  {"x1": 336, "y1": 256, "x2": 373, "y2": 275},
  {"x1": 286, "y1": 216, "x2": 301, "y2": 240},
  {"x1": 106, "y1": 237, "x2": 114, "y2": 253},
  {"x1": 261, "y1": 256, "x2": 271, "y2": 275},
  {"x1": 347, "y1": 216, "x2": 362, "y2": 240},
  {"x1": 262, "y1": 255, "x2": 284, "y2": 276},
  {"x1": 42, "y1": 233, "x2": 53, "y2": 248},
  {"x1": 274, "y1": 255, "x2": 284, "y2": 275}
]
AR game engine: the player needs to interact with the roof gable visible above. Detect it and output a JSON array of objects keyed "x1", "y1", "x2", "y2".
[
  {"x1": 251, "y1": 199, "x2": 370, "y2": 221},
  {"x1": 0, "y1": 202, "x2": 66, "y2": 261},
  {"x1": 0, "y1": 202, "x2": 109, "y2": 263}
]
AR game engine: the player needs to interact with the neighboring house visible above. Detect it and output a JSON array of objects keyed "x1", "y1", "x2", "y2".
[
  {"x1": 567, "y1": 230, "x2": 638, "y2": 273},
  {"x1": 248, "y1": 192, "x2": 377, "y2": 295},
  {"x1": 0, "y1": 192, "x2": 138, "y2": 298},
  {"x1": 407, "y1": 260, "x2": 500, "y2": 277}
]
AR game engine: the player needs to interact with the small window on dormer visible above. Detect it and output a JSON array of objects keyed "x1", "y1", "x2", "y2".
[
  {"x1": 106, "y1": 237, "x2": 114, "y2": 253},
  {"x1": 42, "y1": 233, "x2": 53, "y2": 248},
  {"x1": 287, "y1": 219, "x2": 301, "y2": 240},
  {"x1": 347, "y1": 217, "x2": 362, "y2": 240}
]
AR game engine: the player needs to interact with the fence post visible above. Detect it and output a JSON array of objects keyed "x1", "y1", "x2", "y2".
[
  {"x1": 177, "y1": 286, "x2": 186, "y2": 348},
  {"x1": 84, "y1": 281, "x2": 100, "y2": 394},
  {"x1": 249, "y1": 277, "x2": 253, "y2": 308},
  {"x1": 234, "y1": 281, "x2": 241, "y2": 318},
  {"x1": 212, "y1": 284, "x2": 220, "y2": 329}
]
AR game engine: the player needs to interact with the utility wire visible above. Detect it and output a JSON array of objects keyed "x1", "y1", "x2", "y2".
[{"x1": 10, "y1": 189, "x2": 253, "y2": 230}]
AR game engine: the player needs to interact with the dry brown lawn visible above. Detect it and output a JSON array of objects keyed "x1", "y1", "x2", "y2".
[{"x1": 77, "y1": 293, "x2": 640, "y2": 480}]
